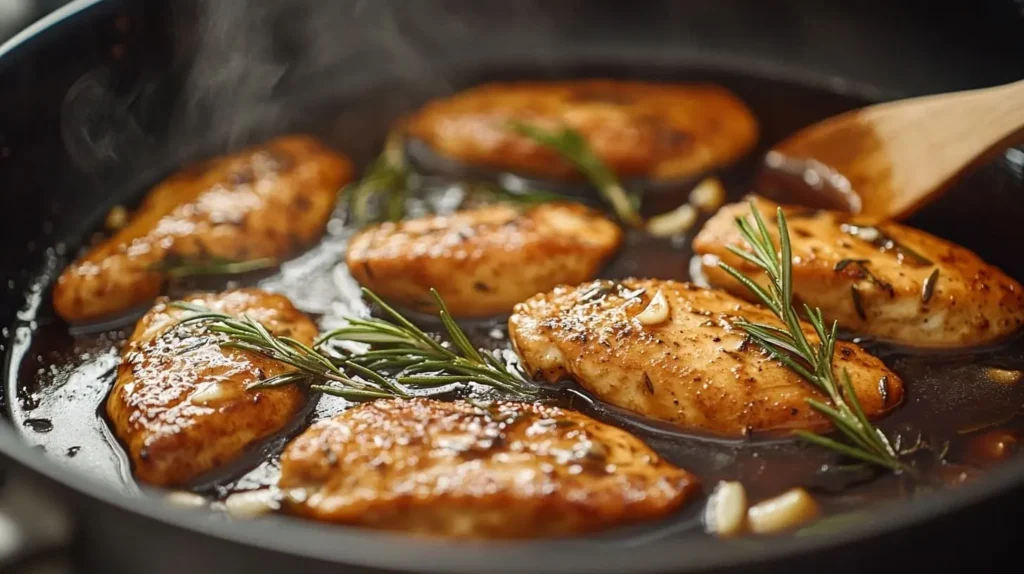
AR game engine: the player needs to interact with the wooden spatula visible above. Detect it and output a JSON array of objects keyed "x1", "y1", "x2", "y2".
[{"x1": 757, "y1": 79, "x2": 1024, "y2": 222}]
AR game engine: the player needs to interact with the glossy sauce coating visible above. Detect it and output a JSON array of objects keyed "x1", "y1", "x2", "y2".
[
  {"x1": 53, "y1": 135, "x2": 353, "y2": 323},
  {"x1": 406, "y1": 80, "x2": 758, "y2": 180},
  {"x1": 509, "y1": 279, "x2": 903, "y2": 437},
  {"x1": 346, "y1": 202, "x2": 622, "y2": 317},
  {"x1": 694, "y1": 196, "x2": 1024, "y2": 347},
  {"x1": 279, "y1": 398, "x2": 698, "y2": 538},
  {"x1": 107, "y1": 289, "x2": 314, "y2": 486}
]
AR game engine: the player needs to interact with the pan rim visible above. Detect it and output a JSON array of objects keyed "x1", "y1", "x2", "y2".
[{"x1": 1, "y1": 1, "x2": 1022, "y2": 571}]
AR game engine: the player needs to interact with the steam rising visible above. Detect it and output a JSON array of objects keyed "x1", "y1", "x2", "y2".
[{"x1": 172, "y1": 1, "x2": 559, "y2": 150}]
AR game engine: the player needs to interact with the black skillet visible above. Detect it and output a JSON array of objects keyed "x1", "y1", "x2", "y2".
[{"x1": 1, "y1": 1, "x2": 1023, "y2": 572}]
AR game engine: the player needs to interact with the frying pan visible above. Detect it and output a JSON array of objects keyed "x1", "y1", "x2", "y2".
[{"x1": 1, "y1": 1, "x2": 1023, "y2": 572}]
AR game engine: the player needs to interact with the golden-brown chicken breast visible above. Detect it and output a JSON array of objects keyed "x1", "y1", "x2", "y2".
[
  {"x1": 53, "y1": 135, "x2": 353, "y2": 323},
  {"x1": 693, "y1": 196, "x2": 1024, "y2": 347},
  {"x1": 278, "y1": 398, "x2": 698, "y2": 538},
  {"x1": 346, "y1": 202, "x2": 622, "y2": 317},
  {"x1": 508, "y1": 279, "x2": 903, "y2": 437},
  {"x1": 406, "y1": 80, "x2": 758, "y2": 181},
  {"x1": 107, "y1": 289, "x2": 314, "y2": 486}
]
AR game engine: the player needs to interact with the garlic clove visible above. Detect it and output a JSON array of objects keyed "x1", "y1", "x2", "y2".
[
  {"x1": 165, "y1": 491, "x2": 208, "y2": 509},
  {"x1": 704, "y1": 481, "x2": 748, "y2": 537},
  {"x1": 189, "y1": 382, "x2": 237, "y2": 406},
  {"x1": 646, "y1": 204, "x2": 698, "y2": 238},
  {"x1": 636, "y1": 289, "x2": 670, "y2": 325},
  {"x1": 689, "y1": 177, "x2": 726, "y2": 213},
  {"x1": 224, "y1": 489, "x2": 281, "y2": 519},
  {"x1": 747, "y1": 487, "x2": 820, "y2": 534}
]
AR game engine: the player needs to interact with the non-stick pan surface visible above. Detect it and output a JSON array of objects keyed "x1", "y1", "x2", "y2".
[{"x1": 1, "y1": 1, "x2": 1023, "y2": 573}]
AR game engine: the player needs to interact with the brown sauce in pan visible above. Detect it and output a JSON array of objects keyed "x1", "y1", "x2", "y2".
[{"x1": 5, "y1": 71, "x2": 1024, "y2": 541}]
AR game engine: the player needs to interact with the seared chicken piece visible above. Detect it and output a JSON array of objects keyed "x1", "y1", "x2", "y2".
[
  {"x1": 693, "y1": 196, "x2": 1024, "y2": 347},
  {"x1": 53, "y1": 135, "x2": 353, "y2": 323},
  {"x1": 508, "y1": 279, "x2": 903, "y2": 437},
  {"x1": 107, "y1": 289, "x2": 314, "y2": 486},
  {"x1": 278, "y1": 398, "x2": 698, "y2": 538},
  {"x1": 346, "y1": 202, "x2": 621, "y2": 317},
  {"x1": 406, "y1": 80, "x2": 758, "y2": 181}
]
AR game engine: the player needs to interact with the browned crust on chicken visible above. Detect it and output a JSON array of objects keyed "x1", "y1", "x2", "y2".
[
  {"x1": 107, "y1": 289, "x2": 314, "y2": 486},
  {"x1": 346, "y1": 202, "x2": 622, "y2": 317},
  {"x1": 278, "y1": 398, "x2": 697, "y2": 538},
  {"x1": 508, "y1": 279, "x2": 904, "y2": 437},
  {"x1": 406, "y1": 80, "x2": 758, "y2": 181},
  {"x1": 53, "y1": 135, "x2": 353, "y2": 323},
  {"x1": 693, "y1": 196, "x2": 1024, "y2": 347}
]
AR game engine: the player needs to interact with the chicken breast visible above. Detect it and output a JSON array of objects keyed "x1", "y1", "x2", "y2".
[
  {"x1": 53, "y1": 135, "x2": 353, "y2": 323},
  {"x1": 346, "y1": 202, "x2": 622, "y2": 317},
  {"x1": 508, "y1": 279, "x2": 904, "y2": 437},
  {"x1": 107, "y1": 289, "x2": 314, "y2": 486},
  {"x1": 693, "y1": 196, "x2": 1024, "y2": 347},
  {"x1": 406, "y1": 80, "x2": 758, "y2": 181},
  {"x1": 278, "y1": 398, "x2": 698, "y2": 538}
]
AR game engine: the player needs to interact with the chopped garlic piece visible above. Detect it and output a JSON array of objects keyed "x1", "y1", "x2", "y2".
[
  {"x1": 189, "y1": 382, "x2": 235, "y2": 406},
  {"x1": 704, "y1": 481, "x2": 748, "y2": 537},
  {"x1": 747, "y1": 488, "x2": 820, "y2": 534},
  {"x1": 165, "y1": 491, "x2": 208, "y2": 509},
  {"x1": 689, "y1": 177, "x2": 726, "y2": 213},
  {"x1": 225, "y1": 490, "x2": 280, "y2": 519},
  {"x1": 646, "y1": 204, "x2": 698, "y2": 237},
  {"x1": 636, "y1": 290, "x2": 670, "y2": 325}
]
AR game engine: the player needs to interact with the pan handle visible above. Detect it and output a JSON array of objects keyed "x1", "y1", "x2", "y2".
[{"x1": 0, "y1": 469, "x2": 74, "y2": 571}]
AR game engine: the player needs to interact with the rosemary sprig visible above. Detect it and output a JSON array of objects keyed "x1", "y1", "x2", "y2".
[
  {"x1": 346, "y1": 128, "x2": 410, "y2": 225},
  {"x1": 317, "y1": 288, "x2": 538, "y2": 397},
  {"x1": 717, "y1": 201, "x2": 912, "y2": 474},
  {"x1": 458, "y1": 180, "x2": 571, "y2": 207},
  {"x1": 170, "y1": 302, "x2": 401, "y2": 401},
  {"x1": 151, "y1": 257, "x2": 278, "y2": 279},
  {"x1": 170, "y1": 289, "x2": 537, "y2": 400},
  {"x1": 507, "y1": 121, "x2": 643, "y2": 227},
  {"x1": 346, "y1": 128, "x2": 568, "y2": 224}
]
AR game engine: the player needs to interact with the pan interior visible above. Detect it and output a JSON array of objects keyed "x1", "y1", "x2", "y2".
[{"x1": 5, "y1": 65, "x2": 1024, "y2": 545}]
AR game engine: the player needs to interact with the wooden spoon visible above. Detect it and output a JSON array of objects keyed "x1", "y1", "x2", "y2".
[{"x1": 756, "y1": 79, "x2": 1024, "y2": 222}]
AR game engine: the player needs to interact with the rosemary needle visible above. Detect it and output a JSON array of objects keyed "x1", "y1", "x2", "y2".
[
  {"x1": 458, "y1": 181, "x2": 571, "y2": 208},
  {"x1": 507, "y1": 121, "x2": 643, "y2": 227},
  {"x1": 346, "y1": 127, "x2": 410, "y2": 225},
  {"x1": 345, "y1": 129, "x2": 566, "y2": 224},
  {"x1": 717, "y1": 201, "x2": 913, "y2": 474},
  {"x1": 150, "y1": 257, "x2": 278, "y2": 279}
]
